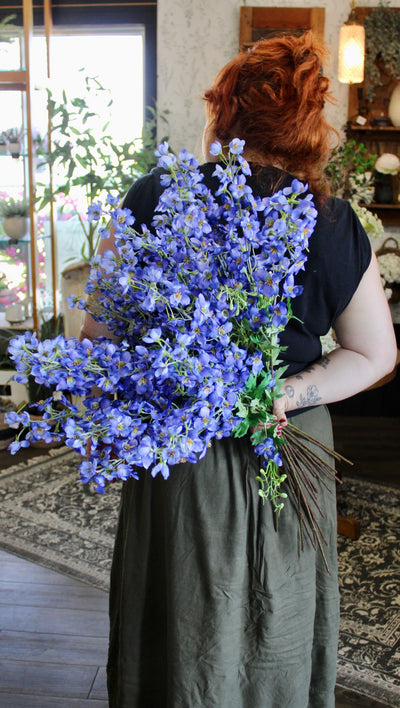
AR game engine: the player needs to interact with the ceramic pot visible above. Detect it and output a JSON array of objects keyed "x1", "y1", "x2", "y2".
[
  {"x1": 5, "y1": 302, "x2": 26, "y2": 323},
  {"x1": 8, "y1": 141, "x2": 21, "y2": 158},
  {"x1": 2, "y1": 216, "x2": 29, "y2": 240},
  {"x1": 61, "y1": 260, "x2": 90, "y2": 338},
  {"x1": 389, "y1": 85, "x2": 400, "y2": 127}
]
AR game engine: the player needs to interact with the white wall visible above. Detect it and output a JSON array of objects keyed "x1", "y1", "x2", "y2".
[{"x1": 157, "y1": 0, "x2": 400, "y2": 158}]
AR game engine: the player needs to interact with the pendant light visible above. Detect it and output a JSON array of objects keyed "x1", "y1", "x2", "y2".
[{"x1": 338, "y1": 0, "x2": 365, "y2": 84}]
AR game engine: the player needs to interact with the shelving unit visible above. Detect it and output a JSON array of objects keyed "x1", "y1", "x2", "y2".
[
  {"x1": 346, "y1": 125, "x2": 400, "y2": 226},
  {"x1": 0, "y1": 0, "x2": 57, "y2": 333},
  {"x1": 345, "y1": 6, "x2": 400, "y2": 227}
]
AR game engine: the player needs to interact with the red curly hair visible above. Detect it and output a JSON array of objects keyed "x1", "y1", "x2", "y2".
[{"x1": 203, "y1": 31, "x2": 337, "y2": 196}]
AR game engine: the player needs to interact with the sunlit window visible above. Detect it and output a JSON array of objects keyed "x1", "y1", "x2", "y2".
[{"x1": 0, "y1": 28, "x2": 145, "y2": 309}]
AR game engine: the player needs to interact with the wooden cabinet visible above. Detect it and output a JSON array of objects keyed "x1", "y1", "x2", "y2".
[{"x1": 239, "y1": 6, "x2": 325, "y2": 50}]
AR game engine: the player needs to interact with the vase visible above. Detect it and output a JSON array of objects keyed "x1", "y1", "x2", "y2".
[
  {"x1": 2, "y1": 216, "x2": 29, "y2": 240},
  {"x1": 389, "y1": 85, "x2": 400, "y2": 127},
  {"x1": 375, "y1": 180, "x2": 393, "y2": 204}
]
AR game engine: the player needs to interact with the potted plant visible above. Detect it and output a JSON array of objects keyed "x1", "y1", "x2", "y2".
[
  {"x1": 374, "y1": 152, "x2": 400, "y2": 203},
  {"x1": 35, "y1": 77, "x2": 169, "y2": 336},
  {"x1": 0, "y1": 196, "x2": 29, "y2": 241},
  {"x1": 4, "y1": 127, "x2": 23, "y2": 158},
  {"x1": 325, "y1": 139, "x2": 376, "y2": 202},
  {"x1": 364, "y1": 2, "x2": 400, "y2": 104},
  {"x1": 0, "y1": 14, "x2": 19, "y2": 44}
]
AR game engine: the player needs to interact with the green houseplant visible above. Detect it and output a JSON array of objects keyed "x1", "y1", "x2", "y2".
[
  {"x1": 36, "y1": 76, "x2": 169, "y2": 261},
  {"x1": 364, "y1": 1, "x2": 400, "y2": 103},
  {"x1": 0, "y1": 14, "x2": 19, "y2": 43},
  {"x1": 35, "y1": 76, "x2": 169, "y2": 337},
  {"x1": 0, "y1": 196, "x2": 29, "y2": 240},
  {"x1": 325, "y1": 139, "x2": 377, "y2": 201}
]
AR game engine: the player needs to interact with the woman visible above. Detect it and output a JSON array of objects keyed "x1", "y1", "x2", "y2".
[{"x1": 81, "y1": 32, "x2": 397, "y2": 708}]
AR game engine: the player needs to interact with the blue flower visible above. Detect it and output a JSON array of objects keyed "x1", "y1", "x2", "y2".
[
  {"x1": 87, "y1": 200, "x2": 103, "y2": 222},
  {"x1": 229, "y1": 138, "x2": 245, "y2": 155},
  {"x1": 6, "y1": 139, "x2": 316, "y2": 506},
  {"x1": 209, "y1": 140, "x2": 222, "y2": 156}
]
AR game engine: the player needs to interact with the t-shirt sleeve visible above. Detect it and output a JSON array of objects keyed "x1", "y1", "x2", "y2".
[{"x1": 327, "y1": 198, "x2": 372, "y2": 321}]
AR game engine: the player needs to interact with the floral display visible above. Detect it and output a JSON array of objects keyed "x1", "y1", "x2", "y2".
[
  {"x1": 374, "y1": 152, "x2": 400, "y2": 175},
  {"x1": 350, "y1": 200, "x2": 400, "y2": 297},
  {"x1": 6, "y1": 141, "x2": 343, "y2": 559},
  {"x1": 377, "y1": 252, "x2": 400, "y2": 286}
]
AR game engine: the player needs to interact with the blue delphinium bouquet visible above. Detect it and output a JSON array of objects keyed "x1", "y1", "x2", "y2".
[{"x1": 6, "y1": 140, "x2": 341, "y2": 556}]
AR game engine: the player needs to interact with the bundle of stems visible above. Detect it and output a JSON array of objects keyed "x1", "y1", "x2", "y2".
[{"x1": 279, "y1": 422, "x2": 352, "y2": 573}]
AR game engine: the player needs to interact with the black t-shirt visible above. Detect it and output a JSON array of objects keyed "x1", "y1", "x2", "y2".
[{"x1": 123, "y1": 163, "x2": 372, "y2": 376}]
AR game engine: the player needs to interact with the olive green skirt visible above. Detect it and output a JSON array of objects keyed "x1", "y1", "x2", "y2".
[{"x1": 107, "y1": 405, "x2": 339, "y2": 708}]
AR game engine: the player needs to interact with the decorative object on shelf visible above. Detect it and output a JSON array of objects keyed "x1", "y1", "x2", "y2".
[
  {"x1": 338, "y1": 0, "x2": 365, "y2": 85},
  {"x1": 374, "y1": 152, "x2": 400, "y2": 204},
  {"x1": 325, "y1": 139, "x2": 376, "y2": 200},
  {"x1": 4, "y1": 127, "x2": 23, "y2": 159},
  {"x1": 375, "y1": 180, "x2": 393, "y2": 204},
  {"x1": 364, "y1": 1, "x2": 400, "y2": 103},
  {"x1": 5, "y1": 302, "x2": 26, "y2": 324},
  {"x1": 372, "y1": 113, "x2": 390, "y2": 127},
  {"x1": 388, "y1": 83, "x2": 400, "y2": 127},
  {"x1": 0, "y1": 196, "x2": 29, "y2": 241}
]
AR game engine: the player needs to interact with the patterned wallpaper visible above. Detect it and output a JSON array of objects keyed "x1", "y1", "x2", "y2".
[{"x1": 157, "y1": 0, "x2": 400, "y2": 158}]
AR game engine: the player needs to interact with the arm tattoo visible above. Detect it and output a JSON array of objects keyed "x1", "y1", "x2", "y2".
[
  {"x1": 295, "y1": 356, "x2": 331, "y2": 380},
  {"x1": 316, "y1": 355, "x2": 330, "y2": 370},
  {"x1": 284, "y1": 384, "x2": 295, "y2": 398},
  {"x1": 296, "y1": 385, "x2": 322, "y2": 408}
]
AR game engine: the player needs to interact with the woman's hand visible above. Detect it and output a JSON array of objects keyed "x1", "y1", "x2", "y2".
[{"x1": 272, "y1": 394, "x2": 289, "y2": 427}]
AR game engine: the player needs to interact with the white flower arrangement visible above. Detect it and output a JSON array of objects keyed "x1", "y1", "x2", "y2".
[
  {"x1": 320, "y1": 329, "x2": 338, "y2": 355},
  {"x1": 377, "y1": 253, "x2": 400, "y2": 284},
  {"x1": 375, "y1": 153, "x2": 400, "y2": 175},
  {"x1": 350, "y1": 201, "x2": 400, "y2": 299},
  {"x1": 350, "y1": 200, "x2": 385, "y2": 251}
]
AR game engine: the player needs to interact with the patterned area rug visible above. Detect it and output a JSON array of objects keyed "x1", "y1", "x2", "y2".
[
  {"x1": 0, "y1": 447, "x2": 399, "y2": 706},
  {"x1": 336, "y1": 477, "x2": 400, "y2": 707},
  {"x1": 0, "y1": 447, "x2": 119, "y2": 591}
]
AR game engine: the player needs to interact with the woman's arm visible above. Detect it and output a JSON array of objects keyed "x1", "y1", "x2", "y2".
[{"x1": 273, "y1": 254, "x2": 398, "y2": 423}]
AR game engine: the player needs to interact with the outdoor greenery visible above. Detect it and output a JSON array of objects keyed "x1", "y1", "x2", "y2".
[{"x1": 36, "y1": 76, "x2": 169, "y2": 260}]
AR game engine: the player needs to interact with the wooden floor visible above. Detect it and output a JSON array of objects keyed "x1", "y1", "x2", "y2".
[
  {"x1": 0, "y1": 550, "x2": 108, "y2": 707},
  {"x1": 0, "y1": 549, "x2": 392, "y2": 708},
  {"x1": 0, "y1": 415, "x2": 398, "y2": 707}
]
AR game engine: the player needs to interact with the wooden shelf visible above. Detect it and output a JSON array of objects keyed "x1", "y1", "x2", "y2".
[
  {"x1": 0, "y1": 70, "x2": 27, "y2": 91},
  {"x1": 348, "y1": 125, "x2": 400, "y2": 135},
  {"x1": 365, "y1": 203, "x2": 400, "y2": 226}
]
